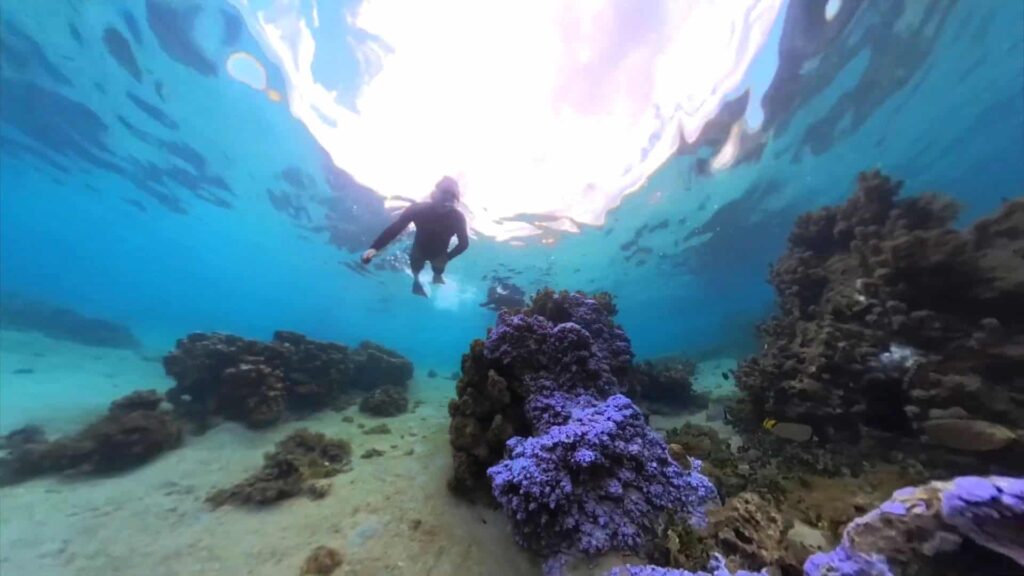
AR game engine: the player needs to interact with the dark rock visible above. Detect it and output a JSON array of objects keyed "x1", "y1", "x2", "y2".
[
  {"x1": 427, "y1": 369, "x2": 438, "y2": 378},
  {"x1": 358, "y1": 386, "x2": 408, "y2": 417},
  {"x1": 300, "y1": 545, "x2": 343, "y2": 575},
  {"x1": 362, "y1": 423, "x2": 391, "y2": 435},
  {"x1": 360, "y1": 448, "x2": 385, "y2": 459},
  {"x1": 206, "y1": 429, "x2": 351, "y2": 508}
]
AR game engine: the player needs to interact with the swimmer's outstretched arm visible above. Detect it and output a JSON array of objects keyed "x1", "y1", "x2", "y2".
[{"x1": 362, "y1": 205, "x2": 419, "y2": 263}]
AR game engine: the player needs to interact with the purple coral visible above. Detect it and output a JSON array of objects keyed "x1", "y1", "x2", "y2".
[
  {"x1": 481, "y1": 292, "x2": 716, "y2": 574},
  {"x1": 804, "y1": 476, "x2": 1024, "y2": 576},
  {"x1": 488, "y1": 395, "x2": 717, "y2": 562},
  {"x1": 606, "y1": 553, "x2": 768, "y2": 576}
]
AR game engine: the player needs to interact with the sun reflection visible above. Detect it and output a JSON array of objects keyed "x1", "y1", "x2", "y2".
[{"x1": 230, "y1": 0, "x2": 785, "y2": 241}]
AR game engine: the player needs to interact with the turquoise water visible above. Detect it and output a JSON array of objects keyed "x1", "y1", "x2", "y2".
[
  {"x1": 0, "y1": 1, "x2": 1022, "y2": 575},
  {"x1": 1, "y1": 1, "x2": 1021, "y2": 368}
]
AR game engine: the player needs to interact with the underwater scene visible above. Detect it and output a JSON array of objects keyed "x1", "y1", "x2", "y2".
[{"x1": 1, "y1": 0, "x2": 1022, "y2": 575}]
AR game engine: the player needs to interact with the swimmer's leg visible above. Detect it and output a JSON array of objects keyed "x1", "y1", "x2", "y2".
[
  {"x1": 410, "y1": 250, "x2": 428, "y2": 297},
  {"x1": 430, "y1": 254, "x2": 448, "y2": 285}
]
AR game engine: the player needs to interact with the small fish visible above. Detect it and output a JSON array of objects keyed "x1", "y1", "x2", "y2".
[
  {"x1": 721, "y1": 371, "x2": 731, "y2": 381},
  {"x1": 763, "y1": 418, "x2": 814, "y2": 442}
]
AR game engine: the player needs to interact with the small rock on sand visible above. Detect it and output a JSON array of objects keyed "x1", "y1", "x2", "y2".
[{"x1": 300, "y1": 545, "x2": 343, "y2": 575}]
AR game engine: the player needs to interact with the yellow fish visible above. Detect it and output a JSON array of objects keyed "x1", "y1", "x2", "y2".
[{"x1": 763, "y1": 418, "x2": 814, "y2": 442}]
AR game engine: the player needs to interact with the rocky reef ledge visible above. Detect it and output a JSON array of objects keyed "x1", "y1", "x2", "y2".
[{"x1": 164, "y1": 331, "x2": 413, "y2": 430}]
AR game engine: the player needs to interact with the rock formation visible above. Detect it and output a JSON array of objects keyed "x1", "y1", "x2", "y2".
[{"x1": 733, "y1": 171, "x2": 1023, "y2": 474}]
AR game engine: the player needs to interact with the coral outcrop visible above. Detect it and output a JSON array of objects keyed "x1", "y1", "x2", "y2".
[
  {"x1": 206, "y1": 429, "x2": 351, "y2": 507},
  {"x1": 804, "y1": 476, "x2": 1024, "y2": 576},
  {"x1": 163, "y1": 331, "x2": 412, "y2": 429},
  {"x1": 627, "y1": 357, "x2": 707, "y2": 413},
  {"x1": 0, "y1": 391, "x2": 182, "y2": 485},
  {"x1": 449, "y1": 289, "x2": 717, "y2": 574},
  {"x1": 734, "y1": 171, "x2": 1024, "y2": 473},
  {"x1": 358, "y1": 385, "x2": 409, "y2": 417}
]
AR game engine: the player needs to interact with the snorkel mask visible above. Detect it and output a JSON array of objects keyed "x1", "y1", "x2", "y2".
[{"x1": 431, "y1": 176, "x2": 461, "y2": 205}]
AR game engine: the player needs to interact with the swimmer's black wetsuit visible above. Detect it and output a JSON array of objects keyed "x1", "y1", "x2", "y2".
[{"x1": 370, "y1": 201, "x2": 469, "y2": 274}]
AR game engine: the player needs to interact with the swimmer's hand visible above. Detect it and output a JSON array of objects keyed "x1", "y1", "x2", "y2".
[{"x1": 361, "y1": 249, "x2": 378, "y2": 264}]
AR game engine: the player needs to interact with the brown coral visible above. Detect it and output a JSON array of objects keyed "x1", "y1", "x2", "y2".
[{"x1": 206, "y1": 429, "x2": 351, "y2": 508}]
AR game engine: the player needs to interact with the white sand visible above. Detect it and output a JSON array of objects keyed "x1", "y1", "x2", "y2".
[
  {"x1": 691, "y1": 356, "x2": 738, "y2": 398},
  {"x1": 0, "y1": 334, "x2": 646, "y2": 576},
  {"x1": 0, "y1": 330, "x2": 169, "y2": 436}
]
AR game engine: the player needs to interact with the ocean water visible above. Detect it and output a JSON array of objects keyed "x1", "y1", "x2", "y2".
[{"x1": 1, "y1": 1, "x2": 1022, "y2": 575}]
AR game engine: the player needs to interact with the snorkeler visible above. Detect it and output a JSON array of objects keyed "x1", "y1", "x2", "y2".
[{"x1": 361, "y1": 176, "x2": 470, "y2": 297}]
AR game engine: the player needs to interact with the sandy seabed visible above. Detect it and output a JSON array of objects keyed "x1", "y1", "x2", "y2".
[{"x1": 0, "y1": 331, "x2": 736, "y2": 576}]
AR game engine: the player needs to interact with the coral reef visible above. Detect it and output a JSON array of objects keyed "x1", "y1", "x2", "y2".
[
  {"x1": 358, "y1": 385, "x2": 408, "y2": 417},
  {"x1": 627, "y1": 358, "x2": 708, "y2": 414},
  {"x1": 450, "y1": 288, "x2": 716, "y2": 574},
  {"x1": 804, "y1": 476, "x2": 1024, "y2": 576},
  {"x1": 0, "y1": 291, "x2": 142, "y2": 349},
  {"x1": 734, "y1": 171, "x2": 1024, "y2": 474},
  {"x1": 0, "y1": 391, "x2": 182, "y2": 485},
  {"x1": 300, "y1": 545, "x2": 344, "y2": 575},
  {"x1": 163, "y1": 331, "x2": 412, "y2": 429},
  {"x1": 206, "y1": 429, "x2": 351, "y2": 507}
]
